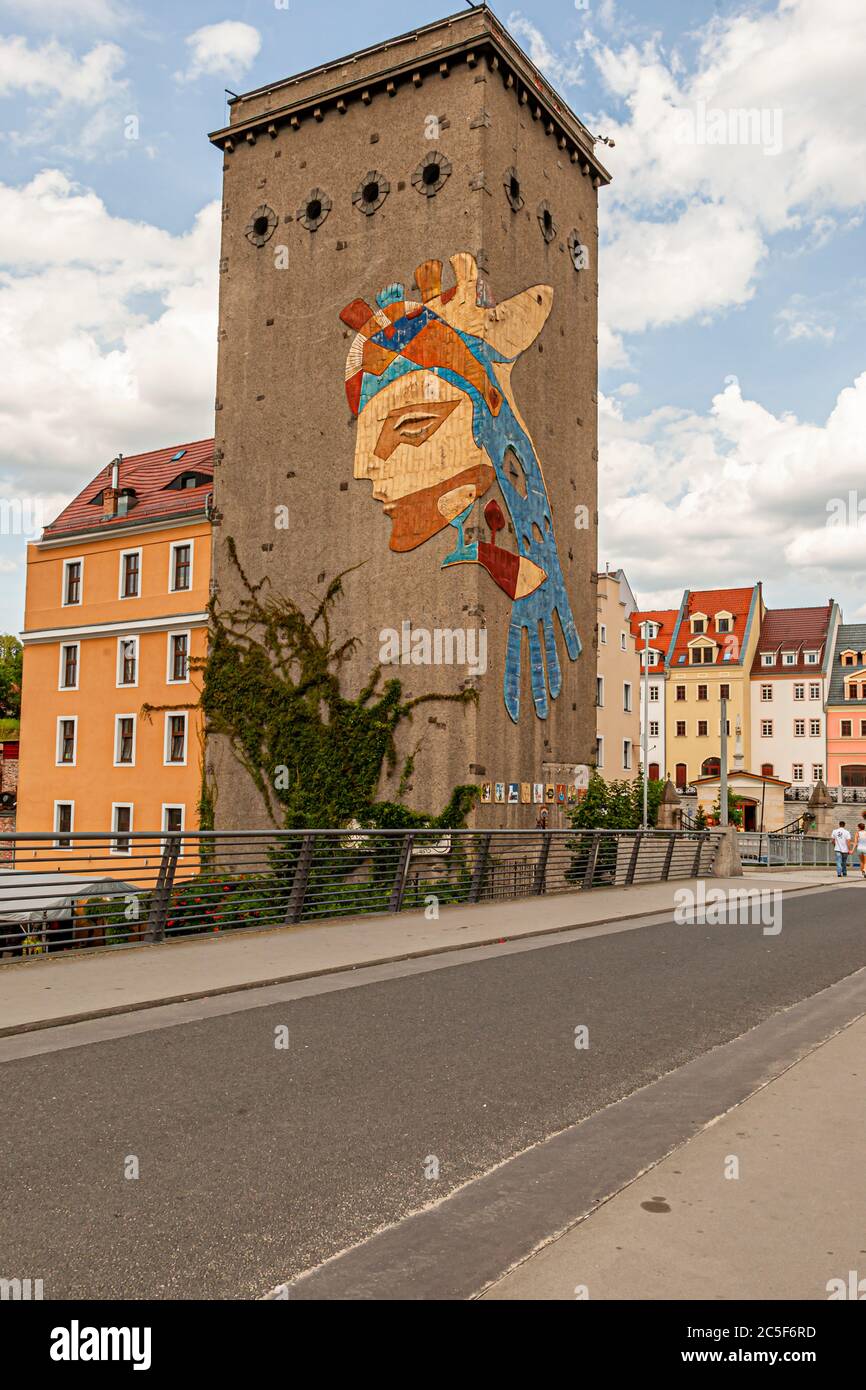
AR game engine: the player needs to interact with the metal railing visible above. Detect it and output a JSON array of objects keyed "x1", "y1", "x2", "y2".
[
  {"x1": 738, "y1": 832, "x2": 834, "y2": 867},
  {"x1": 0, "y1": 827, "x2": 721, "y2": 960}
]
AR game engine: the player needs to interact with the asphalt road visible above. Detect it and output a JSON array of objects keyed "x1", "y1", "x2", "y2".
[{"x1": 1, "y1": 883, "x2": 865, "y2": 1299}]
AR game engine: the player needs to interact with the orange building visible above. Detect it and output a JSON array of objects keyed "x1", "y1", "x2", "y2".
[{"x1": 16, "y1": 440, "x2": 213, "y2": 866}]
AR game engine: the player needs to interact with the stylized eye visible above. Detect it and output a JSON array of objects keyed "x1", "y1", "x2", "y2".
[{"x1": 374, "y1": 396, "x2": 461, "y2": 461}]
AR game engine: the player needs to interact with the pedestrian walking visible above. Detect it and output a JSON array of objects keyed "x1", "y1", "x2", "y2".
[
  {"x1": 831, "y1": 820, "x2": 852, "y2": 878},
  {"x1": 855, "y1": 822, "x2": 866, "y2": 880}
]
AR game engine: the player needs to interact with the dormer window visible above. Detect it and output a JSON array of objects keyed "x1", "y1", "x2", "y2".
[
  {"x1": 715, "y1": 610, "x2": 733, "y2": 634},
  {"x1": 692, "y1": 618, "x2": 705, "y2": 634},
  {"x1": 689, "y1": 641, "x2": 715, "y2": 664},
  {"x1": 804, "y1": 651, "x2": 818, "y2": 665},
  {"x1": 165, "y1": 471, "x2": 212, "y2": 492},
  {"x1": 782, "y1": 652, "x2": 796, "y2": 666},
  {"x1": 841, "y1": 651, "x2": 856, "y2": 666}
]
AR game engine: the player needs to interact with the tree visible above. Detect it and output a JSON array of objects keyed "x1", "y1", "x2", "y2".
[
  {"x1": 0, "y1": 635, "x2": 22, "y2": 720},
  {"x1": 569, "y1": 772, "x2": 665, "y2": 831},
  {"x1": 711, "y1": 789, "x2": 744, "y2": 828}
]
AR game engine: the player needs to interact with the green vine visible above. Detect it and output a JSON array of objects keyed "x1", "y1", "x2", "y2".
[{"x1": 196, "y1": 540, "x2": 479, "y2": 830}]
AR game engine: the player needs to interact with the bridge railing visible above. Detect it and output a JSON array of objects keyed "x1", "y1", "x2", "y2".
[
  {"x1": 0, "y1": 827, "x2": 721, "y2": 960},
  {"x1": 738, "y1": 832, "x2": 834, "y2": 868}
]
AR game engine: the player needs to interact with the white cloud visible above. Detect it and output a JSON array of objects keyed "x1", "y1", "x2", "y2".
[
  {"x1": 0, "y1": 171, "x2": 218, "y2": 502},
  {"x1": 0, "y1": 35, "x2": 131, "y2": 157},
  {"x1": 176, "y1": 21, "x2": 261, "y2": 84},
  {"x1": 0, "y1": 0, "x2": 130, "y2": 27},
  {"x1": 506, "y1": 13, "x2": 583, "y2": 89},
  {"x1": 600, "y1": 372, "x2": 866, "y2": 610},
  {"x1": 775, "y1": 301, "x2": 836, "y2": 344}
]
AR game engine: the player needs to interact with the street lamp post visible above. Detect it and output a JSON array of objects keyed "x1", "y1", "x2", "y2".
[
  {"x1": 642, "y1": 621, "x2": 650, "y2": 829},
  {"x1": 720, "y1": 696, "x2": 729, "y2": 828}
]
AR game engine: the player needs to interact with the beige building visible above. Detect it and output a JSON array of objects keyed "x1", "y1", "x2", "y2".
[{"x1": 595, "y1": 569, "x2": 641, "y2": 780}]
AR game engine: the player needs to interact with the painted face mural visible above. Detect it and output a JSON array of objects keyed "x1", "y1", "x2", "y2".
[{"x1": 340, "y1": 252, "x2": 580, "y2": 722}]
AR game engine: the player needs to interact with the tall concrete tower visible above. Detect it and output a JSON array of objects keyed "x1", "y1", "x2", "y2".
[{"x1": 208, "y1": 6, "x2": 609, "y2": 827}]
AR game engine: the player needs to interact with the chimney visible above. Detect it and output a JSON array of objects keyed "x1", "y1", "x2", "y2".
[{"x1": 103, "y1": 455, "x2": 122, "y2": 517}]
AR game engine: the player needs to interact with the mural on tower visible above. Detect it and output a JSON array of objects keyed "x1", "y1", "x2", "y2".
[{"x1": 341, "y1": 252, "x2": 580, "y2": 723}]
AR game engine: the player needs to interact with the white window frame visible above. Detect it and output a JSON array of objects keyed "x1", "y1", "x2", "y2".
[
  {"x1": 649, "y1": 720, "x2": 659, "y2": 737},
  {"x1": 54, "y1": 800, "x2": 74, "y2": 850},
  {"x1": 793, "y1": 719, "x2": 805, "y2": 738},
  {"x1": 761, "y1": 719, "x2": 773, "y2": 737},
  {"x1": 166, "y1": 629, "x2": 191, "y2": 685},
  {"x1": 809, "y1": 682, "x2": 821, "y2": 700},
  {"x1": 620, "y1": 632, "x2": 627, "y2": 651},
  {"x1": 760, "y1": 684, "x2": 773, "y2": 702},
  {"x1": 110, "y1": 802, "x2": 134, "y2": 856},
  {"x1": 55, "y1": 715, "x2": 78, "y2": 767},
  {"x1": 793, "y1": 683, "x2": 805, "y2": 701},
  {"x1": 804, "y1": 651, "x2": 818, "y2": 665},
  {"x1": 595, "y1": 736, "x2": 604, "y2": 769},
  {"x1": 809, "y1": 719, "x2": 821, "y2": 737},
  {"x1": 622, "y1": 739, "x2": 632, "y2": 771},
  {"x1": 58, "y1": 640, "x2": 80, "y2": 691},
  {"x1": 596, "y1": 675, "x2": 604, "y2": 708},
  {"x1": 115, "y1": 634, "x2": 139, "y2": 688},
  {"x1": 599, "y1": 624, "x2": 607, "y2": 644},
  {"x1": 62, "y1": 556, "x2": 84, "y2": 608},
  {"x1": 761, "y1": 653, "x2": 775, "y2": 666},
  {"x1": 114, "y1": 714, "x2": 137, "y2": 768},
  {"x1": 164, "y1": 710, "x2": 189, "y2": 766},
  {"x1": 812, "y1": 764, "x2": 824, "y2": 782},
  {"x1": 118, "y1": 547, "x2": 143, "y2": 600},
  {"x1": 623, "y1": 682, "x2": 632, "y2": 713},
  {"x1": 649, "y1": 684, "x2": 660, "y2": 701},
  {"x1": 791, "y1": 764, "x2": 804, "y2": 782},
  {"x1": 161, "y1": 803, "x2": 185, "y2": 853},
  {"x1": 782, "y1": 652, "x2": 796, "y2": 666},
  {"x1": 169, "y1": 539, "x2": 194, "y2": 594}
]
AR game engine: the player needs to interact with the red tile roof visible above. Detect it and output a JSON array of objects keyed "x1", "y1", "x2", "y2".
[
  {"x1": 749, "y1": 604, "x2": 832, "y2": 676},
  {"x1": 630, "y1": 608, "x2": 678, "y2": 659},
  {"x1": 669, "y1": 586, "x2": 758, "y2": 668},
  {"x1": 43, "y1": 438, "x2": 214, "y2": 539}
]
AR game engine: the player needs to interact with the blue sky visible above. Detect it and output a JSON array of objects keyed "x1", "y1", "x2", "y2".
[{"x1": 0, "y1": 0, "x2": 864, "y2": 632}]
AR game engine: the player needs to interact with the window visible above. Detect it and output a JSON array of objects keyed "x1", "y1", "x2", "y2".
[
  {"x1": 761, "y1": 763, "x2": 774, "y2": 777},
  {"x1": 62, "y1": 558, "x2": 82, "y2": 606},
  {"x1": 115, "y1": 716, "x2": 135, "y2": 766},
  {"x1": 841, "y1": 720, "x2": 853, "y2": 737},
  {"x1": 794, "y1": 719, "x2": 805, "y2": 737},
  {"x1": 812, "y1": 764, "x2": 824, "y2": 782},
  {"x1": 723, "y1": 720, "x2": 731, "y2": 736},
  {"x1": 782, "y1": 652, "x2": 796, "y2": 666},
  {"x1": 761, "y1": 653, "x2": 775, "y2": 666},
  {"x1": 697, "y1": 720, "x2": 708, "y2": 736},
  {"x1": 649, "y1": 685, "x2": 660, "y2": 701},
  {"x1": 117, "y1": 637, "x2": 138, "y2": 687},
  {"x1": 57, "y1": 717, "x2": 77, "y2": 766},
  {"x1": 111, "y1": 804, "x2": 133, "y2": 855},
  {"x1": 620, "y1": 632, "x2": 627, "y2": 650},
  {"x1": 861, "y1": 720, "x2": 866, "y2": 738},
  {"x1": 649, "y1": 720, "x2": 659, "y2": 737},
  {"x1": 170, "y1": 541, "x2": 192, "y2": 593},
  {"x1": 595, "y1": 736, "x2": 604, "y2": 768},
  {"x1": 805, "y1": 651, "x2": 818, "y2": 665},
  {"x1": 761, "y1": 684, "x2": 773, "y2": 702},
  {"x1": 162, "y1": 804, "x2": 185, "y2": 853},
  {"x1": 165, "y1": 712, "x2": 187, "y2": 765},
  {"x1": 810, "y1": 719, "x2": 821, "y2": 738},
  {"x1": 623, "y1": 682, "x2": 632, "y2": 713},
  {"x1": 599, "y1": 624, "x2": 607, "y2": 644},
  {"x1": 675, "y1": 763, "x2": 687, "y2": 790},
  {"x1": 59, "y1": 642, "x2": 79, "y2": 690},
  {"x1": 720, "y1": 684, "x2": 730, "y2": 701},
  {"x1": 692, "y1": 618, "x2": 705, "y2": 634},
  {"x1": 623, "y1": 739, "x2": 632, "y2": 771},
  {"x1": 761, "y1": 719, "x2": 773, "y2": 736},
  {"x1": 690, "y1": 645, "x2": 714, "y2": 664},
  {"x1": 716, "y1": 617, "x2": 730, "y2": 633},
  {"x1": 697, "y1": 685, "x2": 708, "y2": 701},
  {"x1": 54, "y1": 801, "x2": 74, "y2": 850},
  {"x1": 676, "y1": 685, "x2": 686, "y2": 702},
  {"x1": 792, "y1": 764, "x2": 804, "y2": 782},
  {"x1": 809, "y1": 683, "x2": 821, "y2": 700},
  {"x1": 119, "y1": 549, "x2": 141, "y2": 599},
  {"x1": 676, "y1": 720, "x2": 686, "y2": 737},
  {"x1": 168, "y1": 632, "x2": 190, "y2": 684},
  {"x1": 596, "y1": 676, "x2": 604, "y2": 707},
  {"x1": 793, "y1": 683, "x2": 805, "y2": 701}
]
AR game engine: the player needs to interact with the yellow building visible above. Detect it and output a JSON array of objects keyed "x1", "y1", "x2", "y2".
[
  {"x1": 16, "y1": 440, "x2": 213, "y2": 867},
  {"x1": 595, "y1": 569, "x2": 641, "y2": 779},
  {"x1": 665, "y1": 584, "x2": 764, "y2": 789}
]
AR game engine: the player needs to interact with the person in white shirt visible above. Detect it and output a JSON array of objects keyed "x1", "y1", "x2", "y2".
[
  {"x1": 831, "y1": 821, "x2": 852, "y2": 878},
  {"x1": 855, "y1": 822, "x2": 866, "y2": 880}
]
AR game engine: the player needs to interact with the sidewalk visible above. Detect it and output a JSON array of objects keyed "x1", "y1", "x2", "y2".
[
  {"x1": 481, "y1": 1012, "x2": 866, "y2": 1300},
  {"x1": 0, "y1": 869, "x2": 845, "y2": 1035}
]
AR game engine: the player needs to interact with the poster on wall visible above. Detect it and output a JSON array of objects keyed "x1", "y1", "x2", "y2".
[
  {"x1": 533, "y1": 783, "x2": 544, "y2": 804},
  {"x1": 480, "y1": 782, "x2": 492, "y2": 804},
  {"x1": 545, "y1": 784, "x2": 556, "y2": 803},
  {"x1": 556, "y1": 784, "x2": 566, "y2": 803},
  {"x1": 520, "y1": 782, "x2": 531, "y2": 804},
  {"x1": 495, "y1": 782, "x2": 506, "y2": 803},
  {"x1": 508, "y1": 783, "x2": 519, "y2": 804}
]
